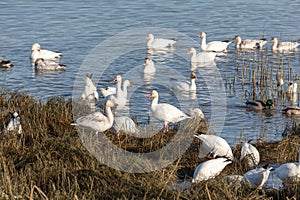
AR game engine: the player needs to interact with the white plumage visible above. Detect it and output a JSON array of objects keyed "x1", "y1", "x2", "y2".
[
  {"x1": 73, "y1": 99, "x2": 115, "y2": 132},
  {"x1": 194, "y1": 134, "x2": 234, "y2": 160},
  {"x1": 143, "y1": 58, "x2": 156, "y2": 74},
  {"x1": 80, "y1": 74, "x2": 99, "y2": 101},
  {"x1": 34, "y1": 58, "x2": 66, "y2": 71},
  {"x1": 240, "y1": 140, "x2": 260, "y2": 168},
  {"x1": 149, "y1": 90, "x2": 190, "y2": 132},
  {"x1": 199, "y1": 32, "x2": 231, "y2": 52},
  {"x1": 113, "y1": 116, "x2": 139, "y2": 134},
  {"x1": 188, "y1": 48, "x2": 216, "y2": 63},
  {"x1": 243, "y1": 166, "x2": 273, "y2": 189},
  {"x1": 287, "y1": 82, "x2": 297, "y2": 94},
  {"x1": 192, "y1": 157, "x2": 232, "y2": 183},
  {"x1": 146, "y1": 34, "x2": 176, "y2": 49},
  {"x1": 233, "y1": 35, "x2": 267, "y2": 49},
  {"x1": 31, "y1": 43, "x2": 61, "y2": 64},
  {"x1": 273, "y1": 147, "x2": 300, "y2": 183},
  {"x1": 6, "y1": 112, "x2": 22, "y2": 134},
  {"x1": 271, "y1": 37, "x2": 299, "y2": 52},
  {"x1": 171, "y1": 72, "x2": 197, "y2": 92}
]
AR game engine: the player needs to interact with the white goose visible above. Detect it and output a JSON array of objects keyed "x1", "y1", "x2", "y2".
[
  {"x1": 187, "y1": 48, "x2": 216, "y2": 63},
  {"x1": 270, "y1": 37, "x2": 300, "y2": 52},
  {"x1": 243, "y1": 166, "x2": 273, "y2": 189},
  {"x1": 113, "y1": 116, "x2": 139, "y2": 134},
  {"x1": 233, "y1": 35, "x2": 267, "y2": 49},
  {"x1": 240, "y1": 140, "x2": 260, "y2": 168},
  {"x1": 144, "y1": 58, "x2": 156, "y2": 74},
  {"x1": 100, "y1": 86, "x2": 116, "y2": 98},
  {"x1": 146, "y1": 34, "x2": 176, "y2": 49},
  {"x1": 100, "y1": 76, "x2": 131, "y2": 99},
  {"x1": 273, "y1": 146, "x2": 300, "y2": 183},
  {"x1": 149, "y1": 90, "x2": 190, "y2": 132},
  {"x1": 192, "y1": 157, "x2": 232, "y2": 183},
  {"x1": 31, "y1": 43, "x2": 61, "y2": 64},
  {"x1": 73, "y1": 99, "x2": 114, "y2": 132},
  {"x1": 171, "y1": 72, "x2": 197, "y2": 92},
  {"x1": 287, "y1": 82, "x2": 297, "y2": 94},
  {"x1": 34, "y1": 58, "x2": 66, "y2": 71},
  {"x1": 199, "y1": 32, "x2": 231, "y2": 52},
  {"x1": 194, "y1": 134, "x2": 234, "y2": 160},
  {"x1": 6, "y1": 112, "x2": 22, "y2": 134},
  {"x1": 80, "y1": 74, "x2": 99, "y2": 101}
]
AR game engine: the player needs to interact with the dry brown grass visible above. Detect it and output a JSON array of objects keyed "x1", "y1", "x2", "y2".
[{"x1": 0, "y1": 90, "x2": 300, "y2": 199}]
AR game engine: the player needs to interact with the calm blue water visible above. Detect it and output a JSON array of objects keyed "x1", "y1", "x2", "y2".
[{"x1": 1, "y1": 0, "x2": 300, "y2": 145}]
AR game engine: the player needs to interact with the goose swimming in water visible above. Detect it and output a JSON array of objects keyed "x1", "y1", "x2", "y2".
[
  {"x1": 199, "y1": 32, "x2": 231, "y2": 52},
  {"x1": 146, "y1": 34, "x2": 176, "y2": 49},
  {"x1": 232, "y1": 35, "x2": 267, "y2": 49},
  {"x1": 270, "y1": 37, "x2": 299, "y2": 52},
  {"x1": 34, "y1": 58, "x2": 66, "y2": 71},
  {"x1": 31, "y1": 43, "x2": 62, "y2": 64}
]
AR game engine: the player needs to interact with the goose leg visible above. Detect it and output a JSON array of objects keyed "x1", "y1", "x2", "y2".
[{"x1": 164, "y1": 123, "x2": 169, "y2": 133}]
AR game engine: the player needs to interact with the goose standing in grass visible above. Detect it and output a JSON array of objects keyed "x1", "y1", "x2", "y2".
[
  {"x1": 31, "y1": 43, "x2": 61, "y2": 64},
  {"x1": 199, "y1": 32, "x2": 231, "y2": 52},
  {"x1": 6, "y1": 112, "x2": 22, "y2": 134},
  {"x1": 240, "y1": 140, "x2": 260, "y2": 168},
  {"x1": 243, "y1": 166, "x2": 273, "y2": 189},
  {"x1": 245, "y1": 99, "x2": 275, "y2": 111},
  {"x1": 187, "y1": 48, "x2": 216, "y2": 63},
  {"x1": 273, "y1": 147, "x2": 300, "y2": 183},
  {"x1": 270, "y1": 37, "x2": 300, "y2": 52},
  {"x1": 192, "y1": 157, "x2": 232, "y2": 183},
  {"x1": 149, "y1": 90, "x2": 190, "y2": 132},
  {"x1": 34, "y1": 58, "x2": 66, "y2": 71},
  {"x1": 146, "y1": 34, "x2": 176, "y2": 49},
  {"x1": 113, "y1": 116, "x2": 139, "y2": 134},
  {"x1": 0, "y1": 58, "x2": 14, "y2": 68},
  {"x1": 232, "y1": 35, "x2": 267, "y2": 49},
  {"x1": 80, "y1": 74, "x2": 99, "y2": 101},
  {"x1": 143, "y1": 58, "x2": 156, "y2": 74},
  {"x1": 194, "y1": 134, "x2": 234, "y2": 160},
  {"x1": 72, "y1": 99, "x2": 115, "y2": 132},
  {"x1": 171, "y1": 72, "x2": 197, "y2": 92}
]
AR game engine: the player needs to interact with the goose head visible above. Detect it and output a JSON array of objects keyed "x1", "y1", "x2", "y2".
[
  {"x1": 32, "y1": 43, "x2": 41, "y2": 51},
  {"x1": 187, "y1": 48, "x2": 196, "y2": 55},
  {"x1": 144, "y1": 58, "x2": 153, "y2": 66},
  {"x1": 114, "y1": 75, "x2": 122, "y2": 83},
  {"x1": 232, "y1": 35, "x2": 242, "y2": 44},
  {"x1": 106, "y1": 99, "x2": 115, "y2": 107},
  {"x1": 270, "y1": 37, "x2": 278, "y2": 44},
  {"x1": 199, "y1": 32, "x2": 206, "y2": 39},
  {"x1": 190, "y1": 71, "x2": 197, "y2": 80},
  {"x1": 149, "y1": 90, "x2": 158, "y2": 99},
  {"x1": 145, "y1": 34, "x2": 154, "y2": 41}
]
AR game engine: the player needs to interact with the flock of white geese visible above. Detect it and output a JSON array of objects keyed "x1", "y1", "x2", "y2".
[{"x1": 5, "y1": 32, "x2": 300, "y2": 190}]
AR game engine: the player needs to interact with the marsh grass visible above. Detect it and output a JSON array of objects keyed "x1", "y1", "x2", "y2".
[{"x1": 0, "y1": 89, "x2": 300, "y2": 199}]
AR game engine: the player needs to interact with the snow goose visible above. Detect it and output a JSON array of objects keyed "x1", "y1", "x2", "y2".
[
  {"x1": 6, "y1": 112, "x2": 22, "y2": 134},
  {"x1": 243, "y1": 166, "x2": 273, "y2": 189},
  {"x1": 270, "y1": 37, "x2": 300, "y2": 52},
  {"x1": 0, "y1": 59, "x2": 13, "y2": 68},
  {"x1": 171, "y1": 72, "x2": 197, "y2": 92},
  {"x1": 245, "y1": 99, "x2": 275, "y2": 111},
  {"x1": 199, "y1": 32, "x2": 231, "y2": 52},
  {"x1": 187, "y1": 48, "x2": 216, "y2": 63},
  {"x1": 276, "y1": 73, "x2": 284, "y2": 87},
  {"x1": 146, "y1": 34, "x2": 176, "y2": 49},
  {"x1": 80, "y1": 74, "x2": 99, "y2": 101},
  {"x1": 73, "y1": 99, "x2": 115, "y2": 132},
  {"x1": 149, "y1": 90, "x2": 190, "y2": 132},
  {"x1": 100, "y1": 75, "x2": 131, "y2": 98},
  {"x1": 143, "y1": 58, "x2": 156, "y2": 74},
  {"x1": 192, "y1": 157, "x2": 232, "y2": 183},
  {"x1": 233, "y1": 35, "x2": 267, "y2": 49},
  {"x1": 240, "y1": 140, "x2": 260, "y2": 168},
  {"x1": 194, "y1": 134, "x2": 234, "y2": 160},
  {"x1": 100, "y1": 86, "x2": 116, "y2": 98},
  {"x1": 113, "y1": 116, "x2": 139, "y2": 134},
  {"x1": 34, "y1": 58, "x2": 66, "y2": 71},
  {"x1": 31, "y1": 43, "x2": 62, "y2": 63},
  {"x1": 273, "y1": 147, "x2": 300, "y2": 183}
]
